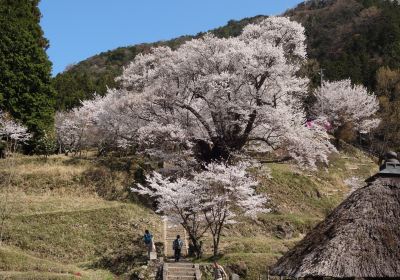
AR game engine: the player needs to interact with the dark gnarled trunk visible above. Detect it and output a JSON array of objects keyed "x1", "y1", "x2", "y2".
[{"x1": 194, "y1": 137, "x2": 244, "y2": 163}]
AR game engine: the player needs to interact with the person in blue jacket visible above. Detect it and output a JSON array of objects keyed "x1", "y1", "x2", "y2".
[{"x1": 143, "y1": 229, "x2": 154, "y2": 259}]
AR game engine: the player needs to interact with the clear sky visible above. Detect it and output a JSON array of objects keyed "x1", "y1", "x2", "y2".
[{"x1": 39, "y1": 0, "x2": 303, "y2": 75}]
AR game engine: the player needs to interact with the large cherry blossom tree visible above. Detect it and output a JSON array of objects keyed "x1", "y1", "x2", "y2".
[
  {"x1": 118, "y1": 17, "x2": 334, "y2": 166},
  {"x1": 57, "y1": 17, "x2": 336, "y2": 168}
]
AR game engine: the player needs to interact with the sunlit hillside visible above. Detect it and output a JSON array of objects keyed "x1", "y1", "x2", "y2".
[{"x1": 0, "y1": 145, "x2": 377, "y2": 279}]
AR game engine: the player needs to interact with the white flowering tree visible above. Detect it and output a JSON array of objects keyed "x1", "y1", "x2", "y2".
[
  {"x1": 56, "y1": 17, "x2": 336, "y2": 168},
  {"x1": 312, "y1": 80, "x2": 380, "y2": 139},
  {"x1": 0, "y1": 111, "x2": 31, "y2": 155},
  {"x1": 135, "y1": 173, "x2": 207, "y2": 258},
  {"x1": 55, "y1": 96, "x2": 105, "y2": 155},
  {"x1": 133, "y1": 162, "x2": 269, "y2": 257},
  {"x1": 115, "y1": 17, "x2": 334, "y2": 167}
]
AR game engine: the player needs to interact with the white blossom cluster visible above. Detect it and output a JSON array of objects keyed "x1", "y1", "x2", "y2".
[
  {"x1": 313, "y1": 79, "x2": 380, "y2": 134},
  {"x1": 0, "y1": 111, "x2": 31, "y2": 143},
  {"x1": 135, "y1": 162, "x2": 268, "y2": 222}
]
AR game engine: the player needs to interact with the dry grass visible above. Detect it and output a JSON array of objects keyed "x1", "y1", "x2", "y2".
[
  {"x1": 0, "y1": 148, "x2": 378, "y2": 279},
  {"x1": 0, "y1": 245, "x2": 114, "y2": 279},
  {"x1": 0, "y1": 154, "x2": 160, "y2": 279},
  {"x1": 197, "y1": 148, "x2": 378, "y2": 279}
]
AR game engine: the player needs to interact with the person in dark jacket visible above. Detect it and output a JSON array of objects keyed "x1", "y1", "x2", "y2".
[{"x1": 172, "y1": 235, "x2": 183, "y2": 262}]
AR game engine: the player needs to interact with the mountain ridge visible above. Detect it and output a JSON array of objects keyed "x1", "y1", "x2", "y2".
[{"x1": 53, "y1": 0, "x2": 400, "y2": 119}]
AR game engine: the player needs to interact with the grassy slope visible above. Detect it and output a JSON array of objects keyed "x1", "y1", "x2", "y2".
[
  {"x1": 0, "y1": 148, "x2": 377, "y2": 279},
  {"x1": 213, "y1": 145, "x2": 377, "y2": 279},
  {"x1": 0, "y1": 155, "x2": 161, "y2": 279}
]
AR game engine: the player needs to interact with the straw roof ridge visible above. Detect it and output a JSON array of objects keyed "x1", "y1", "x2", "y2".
[{"x1": 271, "y1": 178, "x2": 400, "y2": 278}]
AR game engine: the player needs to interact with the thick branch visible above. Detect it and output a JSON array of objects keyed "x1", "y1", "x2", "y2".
[
  {"x1": 241, "y1": 110, "x2": 257, "y2": 143},
  {"x1": 177, "y1": 103, "x2": 215, "y2": 139},
  {"x1": 248, "y1": 137, "x2": 278, "y2": 150}
]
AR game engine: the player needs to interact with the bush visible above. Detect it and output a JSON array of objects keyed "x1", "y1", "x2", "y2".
[{"x1": 33, "y1": 132, "x2": 57, "y2": 157}]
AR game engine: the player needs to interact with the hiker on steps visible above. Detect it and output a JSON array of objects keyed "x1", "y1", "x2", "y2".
[
  {"x1": 173, "y1": 235, "x2": 183, "y2": 262},
  {"x1": 144, "y1": 229, "x2": 155, "y2": 259},
  {"x1": 213, "y1": 261, "x2": 228, "y2": 280}
]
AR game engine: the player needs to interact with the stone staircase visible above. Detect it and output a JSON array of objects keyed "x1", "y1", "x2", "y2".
[
  {"x1": 163, "y1": 217, "x2": 201, "y2": 280},
  {"x1": 163, "y1": 262, "x2": 200, "y2": 280}
]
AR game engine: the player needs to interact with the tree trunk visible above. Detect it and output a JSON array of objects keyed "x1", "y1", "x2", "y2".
[
  {"x1": 212, "y1": 237, "x2": 220, "y2": 259},
  {"x1": 188, "y1": 236, "x2": 203, "y2": 259},
  {"x1": 194, "y1": 138, "x2": 231, "y2": 163},
  {"x1": 210, "y1": 139, "x2": 231, "y2": 162}
]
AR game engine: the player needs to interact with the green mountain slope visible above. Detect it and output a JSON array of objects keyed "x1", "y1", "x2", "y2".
[
  {"x1": 52, "y1": 16, "x2": 266, "y2": 110},
  {"x1": 53, "y1": 0, "x2": 400, "y2": 111},
  {"x1": 287, "y1": 0, "x2": 400, "y2": 88}
]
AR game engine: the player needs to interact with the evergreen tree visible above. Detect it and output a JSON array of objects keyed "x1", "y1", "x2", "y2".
[{"x1": 0, "y1": 0, "x2": 56, "y2": 141}]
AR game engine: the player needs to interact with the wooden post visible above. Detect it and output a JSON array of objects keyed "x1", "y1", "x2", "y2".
[{"x1": 163, "y1": 216, "x2": 167, "y2": 257}]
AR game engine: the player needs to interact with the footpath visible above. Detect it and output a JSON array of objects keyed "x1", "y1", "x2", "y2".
[{"x1": 162, "y1": 217, "x2": 201, "y2": 280}]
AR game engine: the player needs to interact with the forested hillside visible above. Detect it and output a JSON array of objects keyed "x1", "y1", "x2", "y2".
[
  {"x1": 52, "y1": 16, "x2": 263, "y2": 110},
  {"x1": 288, "y1": 0, "x2": 400, "y2": 88},
  {"x1": 288, "y1": 0, "x2": 400, "y2": 155},
  {"x1": 53, "y1": 0, "x2": 400, "y2": 106}
]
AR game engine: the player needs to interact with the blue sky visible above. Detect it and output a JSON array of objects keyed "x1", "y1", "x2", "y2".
[{"x1": 39, "y1": 0, "x2": 303, "y2": 75}]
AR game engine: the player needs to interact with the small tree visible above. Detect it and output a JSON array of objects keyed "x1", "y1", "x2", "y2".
[
  {"x1": 373, "y1": 67, "x2": 400, "y2": 161},
  {"x1": 193, "y1": 162, "x2": 269, "y2": 257},
  {"x1": 0, "y1": 111, "x2": 31, "y2": 154},
  {"x1": 312, "y1": 80, "x2": 380, "y2": 142},
  {"x1": 33, "y1": 131, "x2": 57, "y2": 158},
  {"x1": 133, "y1": 162, "x2": 269, "y2": 258},
  {"x1": 134, "y1": 173, "x2": 208, "y2": 258}
]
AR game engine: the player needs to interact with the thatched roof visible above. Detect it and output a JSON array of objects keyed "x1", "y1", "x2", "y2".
[{"x1": 271, "y1": 176, "x2": 400, "y2": 278}]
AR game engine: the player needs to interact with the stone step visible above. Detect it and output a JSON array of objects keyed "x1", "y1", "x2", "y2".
[
  {"x1": 168, "y1": 267, "x2": 195, "y2": 271},
  {"x1": 168, "y1": 271, "x2": 195, "y2": 273},
  {"x1": 168, "y1": 266, "x2": 195, "y2": 270},
  {"x1": 168, "y1": 270, "x2": 196, "y2": 273},
  {"x1": 166, "y1": 262, "x2": 195, "y2": 267},
  {"x1": 168, "y1": 271, "x2": 196, "y2": 276},
  {"x1": 167, "y1": 275, "x2": 196, "y2": 280}
]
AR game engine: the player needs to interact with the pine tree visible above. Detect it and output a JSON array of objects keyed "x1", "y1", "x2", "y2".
[{"x1": 0, "y1": 0, "x2": 56, "y2": 143}]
